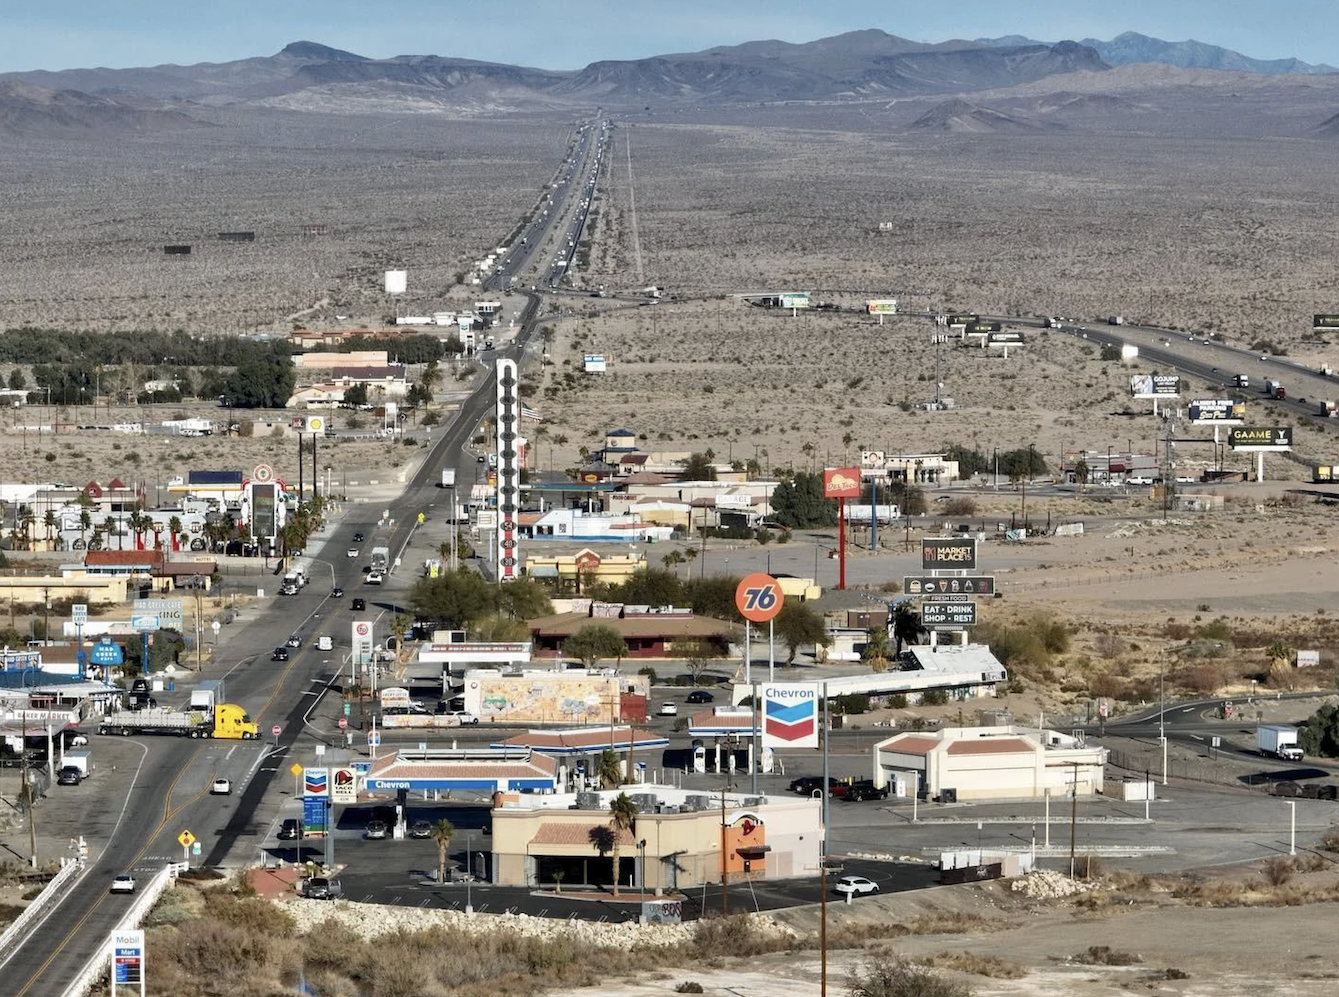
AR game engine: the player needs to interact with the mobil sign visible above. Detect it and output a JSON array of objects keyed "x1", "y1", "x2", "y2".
[{"x1": 761, "y1": 683, "x2": 820, "y2": 749}]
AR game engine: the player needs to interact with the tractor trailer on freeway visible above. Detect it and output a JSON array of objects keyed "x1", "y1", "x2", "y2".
[{"x1": 98, "y1": 703, "x2": 259, "y2": 739}]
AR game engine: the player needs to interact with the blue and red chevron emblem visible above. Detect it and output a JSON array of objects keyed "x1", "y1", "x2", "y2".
[{"x1": 764, "y1": 697, "x2": 817, "y2": 742}]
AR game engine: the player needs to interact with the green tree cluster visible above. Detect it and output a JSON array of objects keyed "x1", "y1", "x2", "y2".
[
  {"x1": 223, "y1": 342, "x2": 297, "y2": 408},
  {"x1": 1299, "y1": 704, "x2": 1339, "y2": 757},
  {"x1": 410, "y1": 570, "x2": 552, "y2": 632},
  {"x1": 770, "y1": 471, "x2": 837, "y2": 528}
]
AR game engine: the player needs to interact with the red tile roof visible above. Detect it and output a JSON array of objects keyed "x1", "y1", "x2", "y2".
[
  {"x1": 947, "y1": 738, "x2": 1034, "y2": 756},
  {"x1": 881, "y1": 735, "x2": 940, "y2": 756},
  {"x1": 531, "y1": 822, "x2": 636, "y2": 847}
]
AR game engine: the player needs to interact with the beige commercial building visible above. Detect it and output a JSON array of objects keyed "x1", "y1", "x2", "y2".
[
  {"x1": 490, "y1": 786, "x2": 821, "y2": 892},
  {"x1": 872, "y1": 725, "x2": 1107, "y2": 802}
]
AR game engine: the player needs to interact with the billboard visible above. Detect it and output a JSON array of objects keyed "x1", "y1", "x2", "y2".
[
  {"x1": 330, "y1": 767, "x2": 358, "y2": 804},
  {"x1": 384, "y1": 270, "x2": 407, "y2": 294},
  {"x1": 351, "y1": 620, "x2": 374, "y2": 666},
  {"x1": 1188, "y1": 399, "x2": 1246, "y2": 423},
  {"x1": 469, "y1": 674, "x2": 621, "y2": 724},
  {"x1": 779, "y1": 292, "x2": 810, "y2": 310},
  {"x1": 866, "y1": 299, "x2": 898, "y2": 315},
  {"x1": 986, "y1": 330, "x2": 1024, "y2": 345},
  {"x1": 823, "y1": 467, "x2": 862, "y2": 499},
  {"x1": 1228, "y1": 427, "x2": 1292, "y2": 451},
  {"x1": 1130, "y1": 373, "x2": 1180, "y2": 398},
  {"x1": 302, "y1": 767, "x2": 329, "y2": 798},
  {"x1": 921, "y1": 601, "x2": 978, "y2": 627},
  {"x1": 965, "y1": 321, "x2": 1002, "y2": 334},
  {"x1": 760, "y1": 682, "x2": 820, "y2": 748},
  {"x1": 946, "y1": 313, "x2": 978, "y2": 327},
  {"x1": 921, "y1": 538, "x2": 978, "y2": 571},
  {"x1": 905, "y1": 573, "x2": 994, "y2": 596},
  {"x1": 1313, "y1": 314, "x2": 1339, "y2": 330}
]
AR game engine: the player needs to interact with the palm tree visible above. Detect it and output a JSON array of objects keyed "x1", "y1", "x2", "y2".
[
  {"x1": 684, "y1": 547, "x2": 698, "y2": 580},
  {"x1": 19, "y1": 509, "x2": 36, "y2": 551},
  {"x1": 78, "y1": 509, "x2": 91, "y2": 549},
  {"x1": 168, "y1": 515, "x2": 183, "y2": 552},
  {"x1": 101, "y1": 515, "x2": 118, "y2": 550},
  {"x1": 42, "y1": 510, "x2": 57, "y2": 545},
  {"x1": 891, "y1": 602, "x2": 926, "y2": 656},
  {"x1": 607, "y1": 792, "x2": 638, "y2": 898},
  {"x1": 431, "y1": 818, "x2": 455, "y2": 884},
  {"x1": 661, "y1": 550, "x2": 684, "y2": 575},
  {"x1": 594, "y1": 748, "x2": 622, "y2": 790}
]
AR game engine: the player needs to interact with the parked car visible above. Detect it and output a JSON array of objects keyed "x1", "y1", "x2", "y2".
[
  {"x1": 271, "y1": 648, "x2": 290, "y2": 662},
  {"x1": 210, "y1": 778, "x2": 232, "y2": 795},
  {"x1": 443, "y1": 710, "x2": 479, "y2": 725},
  {"x1": 302, "y1": 876, "x2": 342, "y2": 900},
  {"x1": 843, "y1": 780, "x2": 890, "y2": 803},
  {"x1": 365, "y1": 819, "x2": 389, "y2": 840},
  {"x1": 110, "y1": 874, "x2": 136, "y2": 894},
  {"x1": 833, "y1": 875, "x2": 879, "y2": 896},
  {"x1": 685, "y1": 690, "x2": 715, "y2": 704},
  {"x1": 789, "y1": 776, "x2": 838, "y2": 796},
  {"x1": 657, "y1": 702, "x2": 678, "y2": 717},
  {"x1": 408, "y1": 819, "x2": 433, "y2": 839},
  {"x1": 57, "y1": 766, "x2": 82, "y2": 786},
  {"x1": 277, "y1": 819, "x2": 302, "y2": 840}
]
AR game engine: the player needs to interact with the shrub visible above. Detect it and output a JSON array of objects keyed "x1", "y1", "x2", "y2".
[
  {"x1": 637, "y1": 666, "x2": 658, "y2": 684},
  {"x1": 846, "y1": 956, "x2": 972, "y2": 997},
  {"x1": 1073, "y1": 946, "x2": 1142, "y2": 966},
  {"x1": 674, "y1": 983, "x2": 705, "y2": 994},
  {"x1": 921, "y1": 689, "x2": 949, "y2": 706},
  {"x1": 890, "y1": 693, "x2": 908, "y2": 709},
  {"x1": 1262, "y1": 857, "x2": 1293, "y2": 886}
]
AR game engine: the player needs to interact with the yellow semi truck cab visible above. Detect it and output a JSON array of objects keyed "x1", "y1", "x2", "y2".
[{"x1": 213, "y1": 703, "x2": 260, "y2": 740}]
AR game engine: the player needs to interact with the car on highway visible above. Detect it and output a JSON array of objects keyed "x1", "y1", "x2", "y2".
[
  {"x1": 353, "y1": 532, "x2": 365, "y2": 542},
  {"x1": 210, "y1": 777, "x2": 232, "y2": 795},
  {"x1": 286, "y1": 635, "x2": 302, "y2": 648},
  {"x1": 352, "y1": 598, "x2": 366, "y2": 611},
  {"x1": 277, "y1": 819, "x2": 303, "y2": 840},
  {"x1": 271, "y1": 648, "x2": 290, "y2": 662},
  {"x1": 347, "y1": 547, "x2": 360, "y2": 558},
  {"x1": 110, "y1": 874, "x2": 136, "y2": 894},
  {"x1": 365, "y1": 819, "x2": 389, "y2": 840},
  {"x1": 302, "y1": 876, "x2": 342, "y2": 899},
  {"x1": 686, "y1": 690, "x2": 715, "y2": 704},
  {"x1": 366, "y1": 571, "x2": 384, "y2": 585},
  {"x1": 834, "y1": 875, "x2": 879, "y2": 896},
  {"x1": 331, "y1": 587, "x2": 344, "y2": 598},
  {"x1": 657, "y1": 702, "x2": 678, "y2": 717},
  {"x1": 408, "y1": 819, "x2": 433, "y2": 839}
]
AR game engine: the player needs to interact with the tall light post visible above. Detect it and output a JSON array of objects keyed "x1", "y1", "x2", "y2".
[
  {"x1": 1159, "y1": 652, "x2": 1167, "y2": 786},
  {"x1": 637, "y1": 838, "x2": 646, "y2": 894}
]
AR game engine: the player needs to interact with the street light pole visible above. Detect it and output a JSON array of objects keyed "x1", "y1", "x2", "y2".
[{"x1": 1159, "y1": 654, "x2": 1167, "y2": 786}]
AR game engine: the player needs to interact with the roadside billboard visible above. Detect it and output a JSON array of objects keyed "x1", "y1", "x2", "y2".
[
  {"x1": 780, "y1": 292, "x2": 810, "y2": 310},
  {"x1": 1228, "y1": 427, "x2": 1292, "y2": 451},
  {"x1": 1189, "y1": 399, "x2": 1246, "y2": 423},
  {"x1": 921, "y1": 538, "x2": 978, "y2": 571},
  {"x1": 866, "y1": 299, "x2": 899, "y2": 315},
  {"x1": 1313, "y1": 314, "x2": 1339, "y2": 330},
  {"x1": 921, "y1": 601, "x2": 978, "y2": 627},
  {"x1": 946, "y1": 313, "x2": 978, "y2": 327},
  {"x1": 822, "y1": 467, "x2": 862, "y2": 499},
  {"x1": 330, "y1": 767, "x2": 358, "y2": 804},
  {"x1": 986, "y1": 330, "x2": 1024, "y2": 345},
  {"x1": 1130, "y1": 373, "x2": 1180, "y2": 398},
  {"x1": 760, "y1": 682, "x2": 820, "y2": 748}
]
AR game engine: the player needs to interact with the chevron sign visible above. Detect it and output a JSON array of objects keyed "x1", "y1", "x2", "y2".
[{"x1": 761, "y1": 683, "x2": 820, "y2": 748}]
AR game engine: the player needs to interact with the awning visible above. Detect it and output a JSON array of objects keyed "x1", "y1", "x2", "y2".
[{"x1": 736, "y1": 844, "x2": 771, "y2": 859}]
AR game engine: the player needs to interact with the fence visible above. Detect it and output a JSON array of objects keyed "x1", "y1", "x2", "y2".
[
  {"x1": 1105, "y1": 746, "x2": 1279, "y2": 792},
  {"x1": 0, "y1": 858, "x2": 81, "y2": 961},
  {"x1": 61, "y1": 863, "x2": 182, "y2": 997}
]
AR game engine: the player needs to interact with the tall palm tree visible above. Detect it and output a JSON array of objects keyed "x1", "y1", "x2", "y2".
[
  {"x1": 168, "y1": 515, "x2": 183, "y2": 552},
  {"x1": 19, "y1": 510, "x2": 35, "y2": 551},
  {"x1": 891, "y1": 602, "x2": 926, "y2": 657},
  {"x1": 607, "y1": 793, "x2": 638, "y2": 898},
  {"x1": 42, "y1": 510, "x2": 57, "y2": 544},
  {"x1": 431, "y1": 818, "x2": 455, "y2": 884},
  {"x1": 78, "y1": 509, "x2": 91, "y2": 549},
  {"x1": 594, "y1": 748, "x2": 622, "y2": 790}
]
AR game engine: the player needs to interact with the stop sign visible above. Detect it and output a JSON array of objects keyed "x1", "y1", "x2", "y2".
[
  {"x1": 272, "y1": 725, "x2": 281, "y2": 737},
  {"x1": 338, "y1": 717, "x2": 348, "y2": 730}
]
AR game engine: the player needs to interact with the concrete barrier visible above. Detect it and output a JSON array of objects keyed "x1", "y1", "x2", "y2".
[{"x1": 0, "y1": 859, "x2": 81, "y2": 961}]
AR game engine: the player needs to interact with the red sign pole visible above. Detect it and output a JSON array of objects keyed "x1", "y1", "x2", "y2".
[{"x1": 838, "y1": 497, "x2": 847, "y2": 590}]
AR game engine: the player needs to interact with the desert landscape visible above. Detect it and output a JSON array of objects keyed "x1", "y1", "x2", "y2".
[{"x1": 6, "y1": 25, "x2": 1339, "y2": 997}]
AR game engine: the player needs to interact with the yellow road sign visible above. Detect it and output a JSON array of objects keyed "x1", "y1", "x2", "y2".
[
  {"x1": 177, "y1": 830, "x2": 196, "y2": 848},
  {"x1": 289, "y1": 763, "x2": 303, "y2": 777}
]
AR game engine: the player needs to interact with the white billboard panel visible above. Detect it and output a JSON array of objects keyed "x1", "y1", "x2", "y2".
[
  {"x1": 866, "y1": 299, "x2": 898, "y2": 315},
  {"x1": 760, "y1": 682, "x2": 821, "y2": 749},
  {"x1": 1130, "y1": 373, "x2": 1180, "y2": 399},
  {"x1": 384, "y1": 270, "x2": 407, "y2": 294}
]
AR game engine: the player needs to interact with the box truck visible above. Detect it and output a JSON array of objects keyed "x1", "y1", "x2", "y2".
[{"x1": 1256, "y1": 724, "x2": 1303, "y2": 761}]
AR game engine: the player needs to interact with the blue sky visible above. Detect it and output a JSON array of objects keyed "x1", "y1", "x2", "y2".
[{"x1": 1, "y1": 0, "x2": 1332, "y2": 73}]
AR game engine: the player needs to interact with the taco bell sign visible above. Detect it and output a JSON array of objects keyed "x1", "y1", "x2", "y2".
[{"x1": 760, "y1": 682, "x2": 821, "y2": 748}]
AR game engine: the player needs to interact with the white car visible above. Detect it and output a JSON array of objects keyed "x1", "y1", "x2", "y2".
[
  {"x1": 657, "y1": 702, "x2": 678, "y2": 717},
  {"x1": 445, "y1": 710, "x2": 479, "y2": 726},
  {"x1": 366, "y1": 571, "x2": 383, "y2": 585},
  {"x1": 210, "y1": 778, "x2": 232, "y2": 795},
  {"x1": 110, "y1": 874, "x2": 136, "y2": 894},
  {"x1": 347, "y1": 548, "x2": 360, "y2": 558},
  {"x1": 834, "y1": 875, "x2": 879, "y2": 896}
]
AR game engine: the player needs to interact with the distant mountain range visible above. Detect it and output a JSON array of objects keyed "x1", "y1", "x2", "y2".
[
  {"x1": 0, "y1": 28, "x2": 1331, "y2": 134},
  {"x1": 977, "y1": 31, "x2": 1337, "y2": 75}
]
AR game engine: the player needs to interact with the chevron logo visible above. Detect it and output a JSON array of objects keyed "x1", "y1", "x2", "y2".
[
  {"x1": 764, "y1": 697, "x2": 817, "y2": 742},
  {"x1": 304, "y1": 769, "x2": 328, "y2": 796}
]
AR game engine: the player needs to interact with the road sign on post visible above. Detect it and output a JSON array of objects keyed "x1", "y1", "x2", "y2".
[
  {"x1": 734, "y1": 574, "x2": 785, "y2": 623},
  {"x1": 273, "y1": 725, "x2": 282, "y2": 738},
  {"x1": 110, "y1": 929, "x2": 145, "y2": 996}
]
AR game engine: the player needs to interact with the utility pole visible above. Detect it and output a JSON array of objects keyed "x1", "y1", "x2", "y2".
[{"x1": 1068, "y1": 761, "x2": 1079, "y2": 878}]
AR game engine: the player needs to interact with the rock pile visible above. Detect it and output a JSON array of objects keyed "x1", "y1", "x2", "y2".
[
  {"x1": 1009, "y1": 870, "x2": 1094, "y2": 899},
  {"x1": 280, "y1": 898, "x2": 796, "y2": 948}
]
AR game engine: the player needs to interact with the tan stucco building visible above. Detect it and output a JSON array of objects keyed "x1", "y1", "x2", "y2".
[{"x1": 490, "y1": 786, "x2": 821, "y2": 892}]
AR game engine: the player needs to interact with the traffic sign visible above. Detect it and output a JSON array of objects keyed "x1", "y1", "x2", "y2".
[
  {"x1": 130, "y1": 615, "x2": 160, "y2": 632},
  {"x1": 368, "y1": 731, "x2": 381, "y2": 747},
  {"x1": 735, "y1": 573, "x2": 785, "y2": 623},
  {"x1": 921, "y1": 601, "x2": 978, "y2": 627},
  {"x1": 338, "y1": 717, "x2": 348, "y2": 730},
  {"x1": 272, "y1": 725, "x2": 282, "y2": 737},
  {"x1": 903, "y1": 575, "x2": 995, "y2": 596},
  {"x1": 72, "y1": 603, "x2": 87, "y2": 626},
  {"x1": 177, "y1": 829, "x2": 196, "y2": 848},
  {"x1": 343, "y1": 703, "x2": 351, "y2": 717},
  {"x1": 289, "y1": 763, "x2": 302, "y2": 777}
]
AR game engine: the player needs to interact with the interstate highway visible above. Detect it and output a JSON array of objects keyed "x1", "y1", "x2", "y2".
[{"x1": 0, "y1": 123, "x2": 590, "y2": 997}]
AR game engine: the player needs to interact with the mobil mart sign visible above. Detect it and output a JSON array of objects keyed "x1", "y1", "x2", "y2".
[{"x1": 761, "y1": 682, "x2": 820, "y2": 748}]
